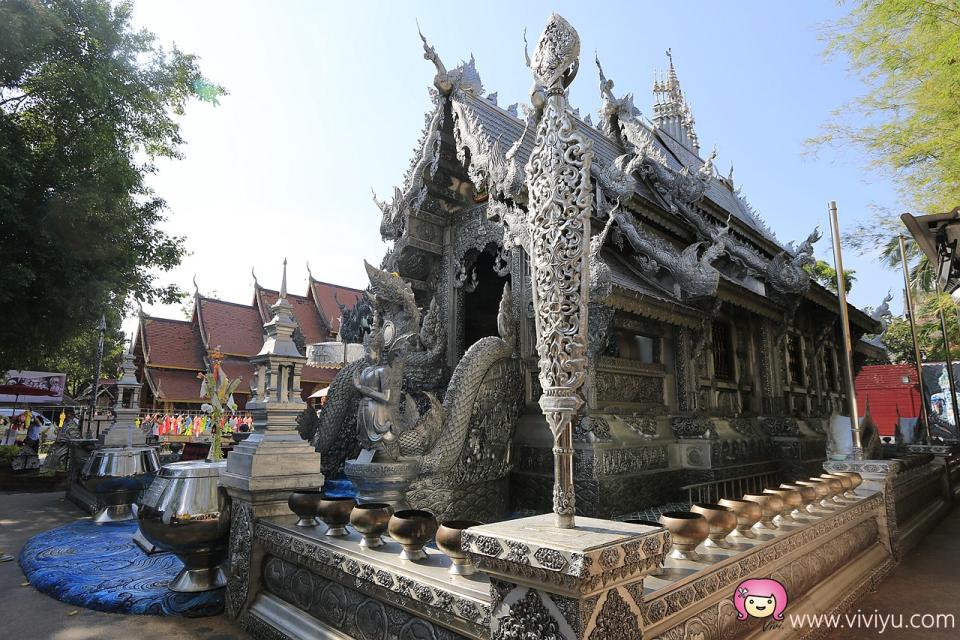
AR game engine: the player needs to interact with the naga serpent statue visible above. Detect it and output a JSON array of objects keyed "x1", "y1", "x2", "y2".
[{"x1": 314, "y1": 264, "x2": 523, "y2": 521}]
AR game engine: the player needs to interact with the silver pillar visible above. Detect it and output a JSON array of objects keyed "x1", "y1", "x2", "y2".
[
  {"x1": 828, "y1": 202, "x2": 863, "y2": 459},
  {"x1": 524, "y1": 15, "x2": 593, "y2": 529},
  {"x1": 898, "y1": 234, "x2": 933, "y2": 441}
]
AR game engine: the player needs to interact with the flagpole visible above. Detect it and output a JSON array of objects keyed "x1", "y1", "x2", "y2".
[
  {"x1": 828, "y1": 202, "x2": 863, "y2": 459},
  {"x1": 899, "y1": 234, "x2": 933, "y2": 441}
]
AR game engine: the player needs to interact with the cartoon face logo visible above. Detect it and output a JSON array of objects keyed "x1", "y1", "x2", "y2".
[{"x1": 734, "y1": 579, "x2": 788, "y2": 621}]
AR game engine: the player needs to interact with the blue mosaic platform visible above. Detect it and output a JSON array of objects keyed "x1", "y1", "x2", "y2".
[{"x1": 19, "y1": 520, "x2": 224, "y2": 617}]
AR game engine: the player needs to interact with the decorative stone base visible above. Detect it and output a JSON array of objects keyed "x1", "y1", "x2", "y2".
[{"x1": 464, "y1": 514, "x2": 669, "y2": 639}]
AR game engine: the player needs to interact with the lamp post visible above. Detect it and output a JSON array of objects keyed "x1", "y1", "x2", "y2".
[
  {"x1": 86, "y1": 315, "x2": 107, "y2": 439},
  {"x1": 899, "y1": 235, "x2": 933, "y2": 441},
  {"x1": 828, "y1": 202, "x2": 863, "y2": 459}
]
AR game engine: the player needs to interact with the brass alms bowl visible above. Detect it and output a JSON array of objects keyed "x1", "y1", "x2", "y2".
[
  {"x1": 318, "y1": 496, "x2": 355, "y2": 536},
  {"x1": 690, "y1": 503, "x2": 737, "y2": 549},
  {"x1": 795, "y1": 480, "x2": 837, "y2": 510},
  {"x1": 763, "y1": 488, "x2": 802, "y2": 523},
  {"x1": 835, "y1": 471, "x2": 864, "y2": 495},
  {"x1": 812, "y1": 477, "x2": 846, "y2": 504},
  {"x1": 659, "y1": 511, "x2": 709, "y2": 562},
  {"x1": 436, "y1": 520, "x2": 482, "y2": 576},
  {"x1": 288, "y1": 489, "x2": 323, "y2": 528},
  {"x1": 388, "y1": 509, "x2": 438, "y2": 561},
  {"x1": 822, "y1": 473, "x2": 857, "y2": 499},
  {"x1": 742, "y1": 494, "x2": 782, "y2": 530},
  {"x1": 718, "y1": 498, "x2": 762, "y2": 539},
  {"x1": 350, "y1": 503, "x2": 392, "y2": 548},
  {"x1": 780, "y1": 483, "x2": 818, "y2": 517}
]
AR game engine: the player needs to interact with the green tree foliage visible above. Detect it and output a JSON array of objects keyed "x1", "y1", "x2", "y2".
[
  {"x1": 818, "y1": 0, "x2": 960, "y2": 212},
  {"x1": 817, "y1": 1, "x2": 959, "y2": 294},
  {"x1": 0, "y1": 0, "x2": 224, "y2": 372},
  {"x1": 881, "y1": 293, "x2": 960, "y2": 364},
  {"x1": 804, "y1": 259, "x2": 856, "y2": 293},
  {"x1": 36, "y1": 309, "x2": 125, "y2": 398},
  {"x1": 844, "y1": 208, "x2": 935, "y2": 292}
]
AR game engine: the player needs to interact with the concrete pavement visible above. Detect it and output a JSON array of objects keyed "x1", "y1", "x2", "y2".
[
  {"x1": 0, "y1": 491, "x2": 248, "y2": 640},
  {"x1": 823, "y1": 505, "x2": 960, "y2": 639}
]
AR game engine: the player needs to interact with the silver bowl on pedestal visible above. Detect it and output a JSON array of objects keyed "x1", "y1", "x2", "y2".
[
  {"x1": 344, "y1": 457, "x2": 421, "y2": 511},
  {"x1": 81, "y1": 446, "x2": 160, "y2": 524},
  {"x1": 137, "y1": 459, "x2": 231, "y2": 593}
]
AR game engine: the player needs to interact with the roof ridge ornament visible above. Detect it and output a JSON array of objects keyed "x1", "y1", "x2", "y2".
[{"x1": 418, "y1": 21, "x2": 452, "y2": 95}]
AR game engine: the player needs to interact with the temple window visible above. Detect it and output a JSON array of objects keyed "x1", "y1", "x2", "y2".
[
  {"x1": 824, "y1": 348, "x2": 837, "y2": 390},
  {"x1": 606, "y1": 330, "x2": 660, "y2": 364},
  {"x1": 712, "y1": 322, "x2": 734, "y2": 380},
  {"x1": 786, "y1": 335, "x2": 804, "y2": 385}
]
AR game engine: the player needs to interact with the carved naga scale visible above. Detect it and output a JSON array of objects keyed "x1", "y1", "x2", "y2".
[{"x1": 524, "y1": 14, "x2": 593, "y2": 529}]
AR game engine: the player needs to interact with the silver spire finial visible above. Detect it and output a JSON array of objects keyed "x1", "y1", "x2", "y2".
[{"x1": 280, "y1": 258, "x2": 288, "y2": 300}]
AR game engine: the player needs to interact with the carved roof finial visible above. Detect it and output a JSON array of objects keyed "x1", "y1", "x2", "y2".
[
  {"x1": 251, "y1": 266, "x2": 259, "y2": 288},
  {"x1": 418, "y1": 21, "x2": 452, "y2": 95},
  {"x1": 529, "y1": 13, "x2": 581, "y2": 93},
  {"x1": 192, "y1": 274, "x2": 199, "y2": 297},
  {"x1": 280, "y1": 257, "x2": 288, "y2": 300},
  {"x1": 306, "y1": 260, "x2": 313, "y2": 281}
]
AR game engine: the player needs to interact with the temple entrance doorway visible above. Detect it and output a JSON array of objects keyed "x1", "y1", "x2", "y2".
[{"x1": 462, "y1": 250, "x2": 509, "y2": 354}]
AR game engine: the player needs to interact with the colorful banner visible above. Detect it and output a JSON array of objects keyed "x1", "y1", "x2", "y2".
[{"x1": 0, "y1": 370, "x2": 66, "y2": 404}]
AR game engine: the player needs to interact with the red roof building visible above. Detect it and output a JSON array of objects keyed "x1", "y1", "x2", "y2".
[
  {"x1": 855, "y1": 364, "x2": 922, "y2": 437},
  {"x1": 133, "y1": 275, "x2": 364, "y2": 411}
]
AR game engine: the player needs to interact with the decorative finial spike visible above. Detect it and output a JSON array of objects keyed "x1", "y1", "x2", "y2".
[
  {"x1": 251, "y1": 266, "x2": 258, "y2": 287},
  {"x1": 280, "y1": 258, "x2": 288, "y2": 299},
  {"x1": 306, "y1": 260, "x2": 313, "y2": 280},
  {"x1": 192, "y1": 274, "x2": 199, "y2": 297}
]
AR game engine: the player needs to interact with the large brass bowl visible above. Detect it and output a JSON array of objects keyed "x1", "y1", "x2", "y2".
[
  {"x1": 318, "y1": 496, "x2": 355, "y2": 536},
  {"x1": 436, "y1": 520, "x2": 483, "y2": 575},
  {"x1": 659, "y1": 511, "x2": 708, "y2": 562},
  {"x1": 288, "y1": 489, "x2": 323, "y2": 527},
  {"x1": 718, "y1": 498, "x2": 762, "y2": 539},
  {"x1": 742, "y1": 494, "x2": 782, "y2": 531},
  {"x1": 350, "y1": 503, "x2": 393, "y2": 548},
  {"x1": 388, "y1": 509, "x2": 438, "y2": 561},
  {"x1": 763, "y1": 488, "x2": 802, "y2": 523},
  {"x1": 690, "y1": 503, "x2": 737, "y2": 549}
]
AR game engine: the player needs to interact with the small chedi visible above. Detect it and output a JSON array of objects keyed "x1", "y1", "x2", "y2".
[{"x1": 311, "y1": 12, "x2": 884, "y2": 521}]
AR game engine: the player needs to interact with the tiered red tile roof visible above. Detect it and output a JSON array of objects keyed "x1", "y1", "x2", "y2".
[{"x1": 133, "y1": 276, "x2": 364, "y2": 408}]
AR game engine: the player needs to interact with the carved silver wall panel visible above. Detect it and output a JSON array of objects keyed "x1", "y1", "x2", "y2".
[
  {"x1": 262, "y1": 556, "x2": 471, "y2": 640},
  {"x1": 226, "y1": 500, "x2": 253, "y2": 619}
]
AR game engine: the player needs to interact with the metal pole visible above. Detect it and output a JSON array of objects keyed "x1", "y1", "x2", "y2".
[
  {"x1": 86, "y1": 315, "x2": 107, "y2": 439},
  {"x1": 828, "y1": 202, "x2": 863, "y2": 459},
  {"x1": 899, "y1": 235, "x2": 933, "y2": 441},
  {"x1": 935, "y1": 281, "x2": 959, "y2": 436}
]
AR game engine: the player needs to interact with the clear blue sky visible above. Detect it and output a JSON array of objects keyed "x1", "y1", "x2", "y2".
[{"x1": 125, "y1": 0, "x2": 904, "y2": 336}]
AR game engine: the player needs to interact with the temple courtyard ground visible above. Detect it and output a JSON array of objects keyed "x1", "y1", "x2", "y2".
[
  {"x1": 0, "y1": 491, "x2": 248, "y2": 640},
  {"x1": 1, "y1": 489, "x2": 957, "y2": 639}
]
